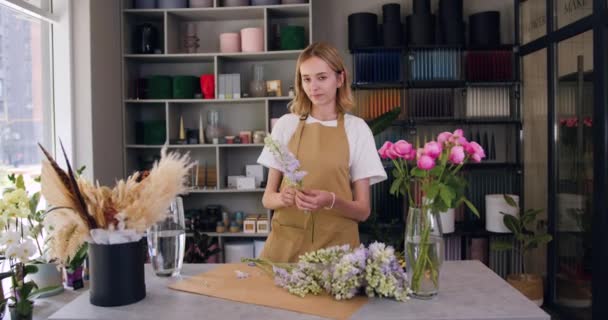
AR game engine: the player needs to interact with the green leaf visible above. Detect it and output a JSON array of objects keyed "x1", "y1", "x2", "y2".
[
  {"x1": 426, "y1": 183, "x2": 440, "y2": 201},
  {"x1": 535, "y1": 233, "x2": 553, "y2": 245},
  {"x1": 503, "y1": 214, "x2": 521, "y2": 234},
  {"x1": 389, "y1": 178, "x2": 402, "y2": 195},
  {"x1": 463, "y1": 198, "x2": 480, "y2": 217},
  {"x1": 28, "y1": 285, "x2": 62, "y2": 300},
  {"x1": 24, "y1": 265, "x2": 38, "y2": 276},
  {"x1": 16, "y1": 175, "x2": 25, "y2": 190},
  {"x1": 490, "y1": 241, "x2": 513, "y2": 251},
  {"x1": 76, "y1": 165, "x2": 87, "y2": 176},
  {"x1": 411, "y1": 168, "x2": 426, "y2": 177},
  {"x1": 20, "y1": 281, "x2": 37, "y2": 300},
  {"x1": 439, "y1": 185, "x2": 456, "y2": 208},
  {"x1": 29, "y1": 192, "x2": 40, "y2": 217},
  {"x1": 503, "y1": 194, "x2": 518, "y2": 208},
  {"x1": 367, "y1": 107, "x2": 401, "y2": 136}
]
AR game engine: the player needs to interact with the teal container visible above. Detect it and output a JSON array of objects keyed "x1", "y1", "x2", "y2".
[
  {"x1": 147, "y1": 76, "x2": 172, "y2": 99},
  {"x1": 280, "y1": 26, "x2": 306, "y2": 50},
  {"x1": 136, "y1": 121, "x2": 166, "y2": 145},
  {"x1": 173, "y1": 76, "x2": 199, "y2": 99}
]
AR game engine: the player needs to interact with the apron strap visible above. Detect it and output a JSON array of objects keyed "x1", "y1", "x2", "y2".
[{"x1": 293, "y1": 114, "x2": 308, "y2": 157}]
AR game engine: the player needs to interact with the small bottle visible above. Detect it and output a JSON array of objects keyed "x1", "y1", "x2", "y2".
[{"x1": 288, "y1": 85, "x2": 295, "y2": 98}]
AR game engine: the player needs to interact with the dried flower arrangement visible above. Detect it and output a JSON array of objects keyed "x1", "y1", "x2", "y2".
[{"x1": 38, "y1": 143, "x2": 194, "y2": 264}]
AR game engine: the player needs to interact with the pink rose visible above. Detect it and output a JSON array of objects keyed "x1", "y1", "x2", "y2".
[
  {"x1": 449, "y1": 146, "x2": 465, "y2": 164},
  {"x1": 392, "y1": 140, "x2": 413, "y2": 159},
  {"x1": 417, "y1": 155, "x2": 436, "y2": 170},
  {"x1": 449, "y1": 128, "x2": 468, "y2": 145},
  {"x1": 378, "y1": 141, "x2": 393, "y2": 160},
  {"x1": 423, "y1": 141, "x2": 442, "y2": 159},
  {"x1": 437, "y1": 132, "x2": 453, "y2": 145}
]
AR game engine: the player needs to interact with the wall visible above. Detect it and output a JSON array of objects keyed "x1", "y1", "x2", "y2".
[
  {"x1": 312, "y1": 0, "x2": 515, "y2": 67},
  {"x1": 72, "y1": 0, "x2": 123, "y2": 185}
]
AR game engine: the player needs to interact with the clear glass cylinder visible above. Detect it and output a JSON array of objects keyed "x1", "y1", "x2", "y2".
[
  {"x1": 147, "y1": 197, "x2": 186, "y2": 277},
  {"x1": 405, "y1": 206, "x2": 444, "y2": 299}
]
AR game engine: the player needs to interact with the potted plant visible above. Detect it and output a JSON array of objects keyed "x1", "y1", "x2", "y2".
[
  {"x1": 63, "y1": 243, "x2": 88, "y2": 289},
  {"x1": 184, "y1": 231, "x2": 220, "y2": 263},
  {"x1": 492, "y1": 195, "x2": 552, "y2": 306},
  {"x1": 0, "y1": 174, "x2": 64, "y2": 298},
  {"x1": 0, "y1": 236, "x2": 61, "y2": 320}
]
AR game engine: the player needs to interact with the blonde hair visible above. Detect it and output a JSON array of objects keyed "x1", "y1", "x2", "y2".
[{"x1": 289, "y1": 42, "x2": 354, "y2": 116}]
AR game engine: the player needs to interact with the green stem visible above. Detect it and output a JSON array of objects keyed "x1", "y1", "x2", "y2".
[{"x1": 408, "y1": 205, "x2": 439, "y2": 294}]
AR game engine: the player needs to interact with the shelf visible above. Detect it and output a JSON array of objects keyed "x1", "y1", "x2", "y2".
[
  {"x1": 188, "y1": 188, "x2": 265, "y2": 194},
  {"x1": 124, "y1": 50, "x2": 303, "y2": 62},
  {"x1": 463, "y1": 162, "x2": 521, "y2": 169},
  {"x1": 125, "y1": 97, "x2": 292, "y2": 103},
  {"x1": 393, "y1": 118, "x2": 521, "y2": 126},
  {"x1": 187, "y1": 232, "x2": 268, "y2": 238},
  {"x1": 124, "y1": 4, "x2": 309, "y2": 20},
  {"x1": 407, "y1": 80, "x2": 465, "y2": 88},
  {"x1": 351, "y1": 82, "x2": 405, "y2": 89},
  {"x1": 125, "y1": 144, "x2": 263, "y2": 149},
  {"x1": 465, "y1": 81, "x2": 520, "y2": 87},
  {"x1": 446, "y1": 224, "x2": 515, "y2": 237}
]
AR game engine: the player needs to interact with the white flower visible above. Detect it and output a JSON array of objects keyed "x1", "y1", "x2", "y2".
[
  {"x1": 5, "y1": 242, "x2": 21, "y2": 260},
  {"x1": 18, "y1": 239, "x2": 37, "y2": 262},
  {"x1": 0, "y1": 231, "x2": 21, "y2": 247}
]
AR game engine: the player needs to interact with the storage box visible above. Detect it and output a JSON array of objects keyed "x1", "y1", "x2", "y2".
[
  {"x1": 236, "y1": 176, "x2": 256, "y2": 190},
  {"x1": 256, "y1": 218, "x2": 269, "y2": 233},
  {"x1": 219, "y1": 74, "x2": 226, "y2": 99},
  {"x1": 228, "y1": 175, "x2": 246, "y2": 189},
  {"x1": 232, "y1": 74, "x2": 241, "y2": 99},
  {"x1": 245, "y1": 165, "x2": 264, "y2": 187},
  {"x1": 243, "y1": 217, "x2": 257, "y2": 233},
  {"x1": 225, "y1": 74, "x2": 233, "y2": 99}
]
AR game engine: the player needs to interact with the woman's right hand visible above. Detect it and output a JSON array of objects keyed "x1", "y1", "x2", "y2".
[{"x1": 279, "y1": 187, "x2": 296, "y2": 207}]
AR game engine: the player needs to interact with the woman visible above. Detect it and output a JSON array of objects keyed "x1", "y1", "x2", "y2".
[{"x1": 257, "y1": 42, "x2": 386, "y2": 262}]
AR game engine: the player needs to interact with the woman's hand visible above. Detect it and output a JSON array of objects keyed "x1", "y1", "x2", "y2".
[
  {"x1": 279, "y1": 187, "x2": 296, "y2": 207},
  {"x1": 295, "y1": 189, "x2": 332, "y2": 211}
]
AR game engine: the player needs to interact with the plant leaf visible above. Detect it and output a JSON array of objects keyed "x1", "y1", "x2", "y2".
[
  {"x1": 439, "y1": 185, "x2": 456, "y2": 208},
  {"x1": 490, "y1": 241, "x2": 513, "y2": 251},
  {"x1": 16, "y1": 175, "x2": 26, "y2": 190},
  {"x1": 367, "y1": 107, "x2": 401, "y2": 136},
  {"x1": 503, "y1": 214, "x2": 521, "y2": 234},
  {"x1": 503, "y1": 194, "x2": 518, "y2": 208},
  {"x1": 28, "y1": 285, "x2": 62, "y2": 300},
  {"x1": 24, "y1": 265, "x2": 38, "y2": 276},
  {"x1": 463, "y1": 198, "x2": 479, "y2": 217}
]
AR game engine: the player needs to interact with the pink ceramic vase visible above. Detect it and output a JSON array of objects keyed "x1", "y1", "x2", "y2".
[
  {"x1": 220, "y1": 33, "x2": 241, "y2": 53},
  {"x1": 240, "y1": 27, "x2": 264, "y2": 52}
]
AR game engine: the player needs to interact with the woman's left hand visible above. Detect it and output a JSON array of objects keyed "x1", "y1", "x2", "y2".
[{"x1": 295, "y1": 189, "x2": 332, "y2": 211}]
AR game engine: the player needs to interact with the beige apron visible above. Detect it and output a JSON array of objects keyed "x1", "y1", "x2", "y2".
[{"x1": 260, "y1": 114, "x2": 360, "y2": 263}]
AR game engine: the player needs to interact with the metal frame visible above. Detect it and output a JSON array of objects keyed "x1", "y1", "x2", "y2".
[{"x1": 517, "y1": 0, "x2": 607, "y2": 318}]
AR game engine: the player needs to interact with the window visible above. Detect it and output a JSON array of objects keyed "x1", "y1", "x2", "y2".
[{"x1": 0, "y1": 0, "x2": 52, "y2": 188}]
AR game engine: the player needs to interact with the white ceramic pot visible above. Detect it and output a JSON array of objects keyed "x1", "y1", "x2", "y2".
[
  {"x1": 439, "y1": 208, "x2": 455, "y2": 234},
  {"x1": 25, "y1": 263, "x2": 64, "y2": 297},
  {"x1": 485, "y1": 194, "x2": 519, "y2": 233}
]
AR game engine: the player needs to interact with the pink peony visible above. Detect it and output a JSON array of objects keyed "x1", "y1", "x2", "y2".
[
  {"x1": 406, "y1": 149, "x2": 417, "y2": 161},
  {"x1": 378, "y1": 141, "x2": 393, "y2": 160},
  {"x1": 437, "y1": 132, "x2": 453, "y2": 145},
  {"x1": 417, "y1": 155, "x2": 436, "y2": 170},
  {"x1": 392, "y1": 140, "x2": 413, "y2": 160},
  {"x1": 465, "y1": 141, "x2": 485, "y2": 163},
  {"x1": 423, "y1": 141, "x2": 442, "y2": 159},
  {"x1": 448, "y1": 146, "x2": 465, "y2": 164}
]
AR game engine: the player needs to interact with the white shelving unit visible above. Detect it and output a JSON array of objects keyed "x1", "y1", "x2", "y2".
[{"x1": 121, "y1": 0, "x2": 312, "y2": 262}]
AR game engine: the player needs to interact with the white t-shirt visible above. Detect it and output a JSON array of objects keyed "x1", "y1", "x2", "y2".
[{"x1": 257, "y1": 113, "x2": 387, "y2": 186}]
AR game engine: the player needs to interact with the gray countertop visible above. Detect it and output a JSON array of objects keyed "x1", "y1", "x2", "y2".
[{"x1": 33, "y1": 260, "x2": 548, "y2": 320}]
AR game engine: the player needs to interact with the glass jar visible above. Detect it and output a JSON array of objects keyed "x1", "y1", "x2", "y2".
[{"x1": 205, "y1": 110, "x2": 224, "y2": 143}]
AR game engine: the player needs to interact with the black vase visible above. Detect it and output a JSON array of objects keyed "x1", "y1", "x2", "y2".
[
  {"x1": 134, "y1": 23, "x2": 158, "y2": 54},
  {"x1": 88, "y1": 240, "x2": 146, "y2": 307}
]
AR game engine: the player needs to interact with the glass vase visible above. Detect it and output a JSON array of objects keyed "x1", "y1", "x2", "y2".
[
  {"x1": 405, "y1": 206, "x2": 444, "y2": 299},
  {"x1": 147, "y1": 197, "x2": 186, "y2": 277}
]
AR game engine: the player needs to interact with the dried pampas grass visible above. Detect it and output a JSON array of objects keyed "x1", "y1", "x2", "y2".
[{"x1": 40, "y1": 145, "x2": 194, "y2": 263}]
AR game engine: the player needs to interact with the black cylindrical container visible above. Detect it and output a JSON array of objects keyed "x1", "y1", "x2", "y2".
[
  {"x1": 439, "y1": 0, "x2": 463, "y2": 20},
  {"x1": 134, "y1": 23, "x2": 158, "y2": 54},
  {"x1": 469, "y1": 11, "x2": 500, "y2": 49},
  {"x1": 348, "y1": 13, "x2": 378, "y2": 49},
  {"x1": 443, "y1": 20, "x2": 465, "y2": 45},
  {"x1": 89, "y1": 240, "x2": 146, "y2": 307},
  {"x1": 382, "y1": 22, "x2": 403, "y2": 47},
  {"x1": 382, "y1": 3, "x2": 401, "y2": 24},
  {"x1": 408, "y1": 14, "x2": 435, "y2": 45},
  {"x1": 412, "y1": 0, "x2": 430, "y2": 15}
]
